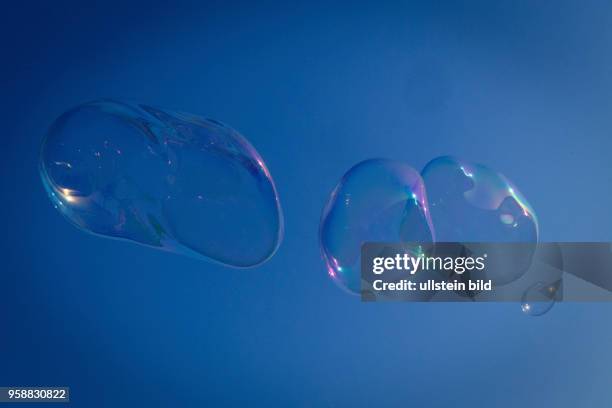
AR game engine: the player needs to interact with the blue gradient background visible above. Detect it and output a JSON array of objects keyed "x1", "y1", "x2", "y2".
[{"x1": 2, "y1": 1, "x2": 612, "y2": 406}]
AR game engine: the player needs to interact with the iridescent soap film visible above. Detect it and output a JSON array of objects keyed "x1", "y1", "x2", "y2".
[
  {"x1": 421, "y1": 156, "x2": 538, "y2": 242},
  {"x1": 319, "y1": 159, "x2": 435, "y2": 294},
  {"x1": 320, "y1": 155, "x2": 541, "y2": 305},
  {"x1": 421, "y1": 156, "x2": 539, "y2": 284},
  {"x1": 40, "y1": 100, "x2": 283, "y2": 267}
]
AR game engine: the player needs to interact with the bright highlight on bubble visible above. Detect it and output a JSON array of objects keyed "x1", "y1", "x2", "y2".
[{"x1": 40, "y1": 100, "x2": 283, "y2": 267}]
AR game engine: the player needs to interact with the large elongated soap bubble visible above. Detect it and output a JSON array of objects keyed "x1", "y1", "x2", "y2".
[
  {"x1": 319, "y1": 159, "x2": 435, "y2": 294},
  {"x1": 40, "y1": 100, "x2": 283, "y2": 267}
]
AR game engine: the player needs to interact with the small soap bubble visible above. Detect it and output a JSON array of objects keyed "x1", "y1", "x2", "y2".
[
  {"x1": 40, "y1": 100, "x2": 283, "y2": 267},
  {"x1": 521, "y1": 281, "x2": 559, "y2": 316},
  {"x1": 421, "y1": 156, "x2": 538, "y2": 285},
  {"x1": 319, "y1": 159, "x2": 435, "y2": 294}
]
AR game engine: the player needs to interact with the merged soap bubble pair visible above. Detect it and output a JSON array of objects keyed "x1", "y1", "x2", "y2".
[
  {"x1": 319, "y1": 157, "x2": 553, "y2": 315},
  {"x1": 40, "y1": 100, "x2": 283, "y2": 267}
]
